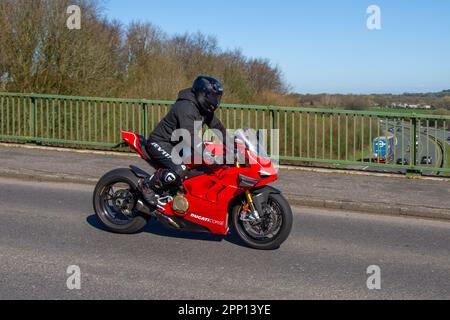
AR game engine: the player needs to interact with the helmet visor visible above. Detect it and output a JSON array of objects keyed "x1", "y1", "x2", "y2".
[{"x1": 205, "y1": 91, "x2": 222, "y2": 112}]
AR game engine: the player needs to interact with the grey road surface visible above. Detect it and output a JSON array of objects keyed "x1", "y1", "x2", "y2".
[{"x1": 0, "y1": 178, "x2": 449, "y2": 300}]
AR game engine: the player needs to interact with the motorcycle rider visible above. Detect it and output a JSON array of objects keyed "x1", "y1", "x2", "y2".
[{"x1": 139, "y1": 76, "x2": 227, "y2": 206}]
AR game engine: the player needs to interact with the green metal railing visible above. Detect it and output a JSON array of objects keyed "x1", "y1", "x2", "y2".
[{"x1": 1, "y1": 92, "x2": 450, "y2": 175}]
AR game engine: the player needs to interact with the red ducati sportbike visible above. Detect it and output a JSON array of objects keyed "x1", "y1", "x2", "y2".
[{"x1": 93, "y1": 130, "x2": 293, "y2": 250}]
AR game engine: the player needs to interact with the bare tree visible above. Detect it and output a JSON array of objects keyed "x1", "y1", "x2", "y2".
[{"x1": 0, "y1": 0, "x2": 291, "y2": 104}]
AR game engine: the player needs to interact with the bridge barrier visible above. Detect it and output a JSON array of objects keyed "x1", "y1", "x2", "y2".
[{"x1": 0, "y1": 92, "x2": 449, "y2": 175}]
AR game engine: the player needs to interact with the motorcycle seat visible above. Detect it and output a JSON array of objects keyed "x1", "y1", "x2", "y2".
[{"x1": 137, "y1": 135, "x2": 160, "y2": 169}]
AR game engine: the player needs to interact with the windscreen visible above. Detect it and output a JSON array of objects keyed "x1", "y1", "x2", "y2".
[{"x1": 234, "y1": 129, "x2": 270, "y2": 160}]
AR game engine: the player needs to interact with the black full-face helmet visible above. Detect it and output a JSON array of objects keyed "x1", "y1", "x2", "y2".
[{"x1": 192, "y1": 76, "x2": 224, "y2": 113}]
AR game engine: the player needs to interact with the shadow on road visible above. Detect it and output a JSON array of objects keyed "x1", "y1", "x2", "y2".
[{"x1": 86, "y1": 214, "x2": 247, "y2": 248}]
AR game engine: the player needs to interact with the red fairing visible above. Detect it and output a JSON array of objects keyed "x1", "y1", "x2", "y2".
[
  {"x1": 120, "y1": 131, "x2": 149, "y2": 161},
  {"x1": 160, "y1": 144, "x2": 278, "y2": 235},
  {"x1": 121, "y1": 132, "x2": 279, "y2": 236}
]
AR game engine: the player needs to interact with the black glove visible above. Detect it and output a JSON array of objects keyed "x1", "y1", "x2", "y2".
[{"x1": 204, "y1": 150, "x2": 223, "y2": 165}]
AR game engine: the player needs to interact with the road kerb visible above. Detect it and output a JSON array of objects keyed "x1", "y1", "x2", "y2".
[
  {"x1": 1, "y1": 167, "x2": 449, "y2": 222},
  {"x1": 284, "y1": 193, "x2": 450, "y2": 222},
  {"x1": 0, "y1": 169, "x2": 450, "y2": 220},
  {"x1": 2, "y1": 142, "x2": 450, "y2": 182}
]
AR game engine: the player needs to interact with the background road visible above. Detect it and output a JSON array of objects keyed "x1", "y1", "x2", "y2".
[
  {"x1": 355, "y1": 121, "x2": 444, "y2": 175},
  {"x1": 0, "y1": 177, "x2": 449, "y2": 300},
  {"x1": 393, "y1": 126, "x2": 440, "y2": 170}
]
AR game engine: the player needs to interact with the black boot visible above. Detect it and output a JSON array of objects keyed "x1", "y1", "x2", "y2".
[{"x1": 138, "y1": 176, "x2": 158, "y2": 207}]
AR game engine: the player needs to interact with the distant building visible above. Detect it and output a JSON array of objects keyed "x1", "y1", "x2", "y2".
[{"x1": 389, "y1": 102, "x2": 432, "y2": 109}]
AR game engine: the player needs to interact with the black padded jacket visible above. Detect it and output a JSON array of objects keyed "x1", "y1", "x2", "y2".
[{"x1": 148, "y1": 88, "x2": 227, "y2": 153}]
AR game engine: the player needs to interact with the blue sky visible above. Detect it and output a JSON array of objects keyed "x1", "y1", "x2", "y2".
[{"x1": 104, "y1": 0, "x2": 450, "y2": 94}]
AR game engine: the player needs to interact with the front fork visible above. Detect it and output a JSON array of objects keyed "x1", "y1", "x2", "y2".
[
  {"x1": 236, "y1": 161, "x2": 261, "y2": 221},
  {"x1": 244, "y1": 190, "x2": 261, "y2": 221}
]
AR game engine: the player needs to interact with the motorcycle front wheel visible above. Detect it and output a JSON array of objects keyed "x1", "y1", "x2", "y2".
[
  {"x1": 93, "y1": 168, "x2": 148, "y2": 234},
  {"x1": 232, "y1": 193, "x2": 293, "y2": 250}
]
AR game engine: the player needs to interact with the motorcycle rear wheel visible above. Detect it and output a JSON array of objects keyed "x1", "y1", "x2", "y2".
[
  {"x1": 232, "y1": 193, "x2": 293, "y2": 250},
  {"x1": 93, "y1": 168, "x2": 148, "y2": 234}
]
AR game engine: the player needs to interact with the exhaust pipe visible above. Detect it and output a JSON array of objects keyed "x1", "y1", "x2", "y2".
[{"x1": 136, "y1": 200, "x2": 181, "y2": 229}]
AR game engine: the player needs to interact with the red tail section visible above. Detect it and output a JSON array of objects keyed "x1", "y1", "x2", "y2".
[{"x1": 120, "y1": 131, "x2": 149, "y2": 161}]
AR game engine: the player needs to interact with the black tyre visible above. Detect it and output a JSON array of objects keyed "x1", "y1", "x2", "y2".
[
  {"x1": 232, "y1": 193, "x2": 293, "y2": 250},
  {"x1": 93, "y1": 168, "x2": 148, "y2": 234}
]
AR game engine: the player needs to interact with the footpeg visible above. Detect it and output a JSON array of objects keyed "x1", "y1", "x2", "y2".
[{"x1": 138, "y1": 179, "x2": 158, "y2": 207}]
